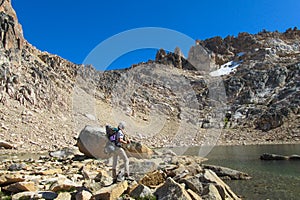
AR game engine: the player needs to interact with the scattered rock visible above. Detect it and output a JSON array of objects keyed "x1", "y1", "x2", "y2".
[
  {"x1": 260, "y1": 153, "x2": 289, "y2": 160},
  {"x1": 0, "y1": 149, "x2": 246, "y2": 200},
  {"x1": 49, "y1": 148, "x2": 76, "y2": 159},
  {"x1": 129, "y1": 184, "x2": 152, "y2": 199},
  {"x1": 260, "y1": 153, "x2": 300, "y2": 160},
  {"x1": 55, "y1": 192, "x2": 72, "y2": 200},
  {"x1": 187, "y1": 189, "x2": 202, "y2": 200},
  {"x1": 139, "y1": 170, "x2": 166, "y2": 188},
  {"x1": 0, "y1": 140, "x2": 14, "y2": 149},
  {"x1": 93, "y1": 181, "x2": 128, "y2": 200},
  {"x1": 200, "y1": 169, "x2": 241, "y2": 200},
  {"x1": 202, "y1": 164, "x2": 251, "y2": 180},
  {"x1": 94, "y1": 169, "x2": 113, "y2": 186},
  {"x1": 0, "y1": 174, "x2": 25, "y2": 186},
  {"x1": 8, "y1": 163, "x2": 27, "y2": 171},
  {"x1": 202, "y1": 183, "x2": 223, "y2": 200},
  {"x1": 2, "y1": 181, "x2": 36, "y2": 193},
  {"x1": 289, "y1": 154, "x2": 300, "y2": 160},
  {"x1": 36, "y1": 168, "x2": 63, "y2": 175},
  {"x1": 154, "y1": 177, "x2": 193, "y2": 200},
  {"x1": 129, "y1": 159, "x2": 158, "y2": 176},
  {"x1": 178, "y1": 174, "x2": 203, "y2": 195},
  {"x1": 11, "y1": 191, "x2": 38, "y2": 200},
  {"x1": 50, "y1": 177, "x2": 79, "y2": 192},
  {"x1": 85, "y1": 113, "x2": 96, "y2": 121},
  {"x1": 75, "y1": 190, "x2": 93, "y2": 200},
  {"x1": 38, "y1": 191, "x2": 58, "y2": 199},
  {"x1": 124, "y1": 141, "x2": 154, "y2": 159}
]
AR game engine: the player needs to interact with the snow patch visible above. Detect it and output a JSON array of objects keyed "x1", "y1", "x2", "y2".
[{"x1": 209, "y1": 61, "x2": 241, "y2": 77}]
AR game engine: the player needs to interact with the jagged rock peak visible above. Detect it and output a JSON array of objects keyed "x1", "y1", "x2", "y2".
[
  {"x1": 154, "y1": 47, "x2": 199, "y2": 70},
  {"x1": 0, "y1": 0, "x2": 24, "y2": 50},
  {"x1": 197, "y1": 28, "x2": 300, "y2": 65}
]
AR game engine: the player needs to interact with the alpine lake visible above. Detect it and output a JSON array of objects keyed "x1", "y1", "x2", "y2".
[{"x1": 170, "y1": 144, "x2": 300, "y2": 200}]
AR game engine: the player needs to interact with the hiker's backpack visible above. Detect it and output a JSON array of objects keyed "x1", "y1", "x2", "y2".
[{"x1": 105, "y1": 125, "x2": 119, "y2": 143}]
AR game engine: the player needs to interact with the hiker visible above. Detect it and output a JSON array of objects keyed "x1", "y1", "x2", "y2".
[{"x1": 111, "y1": 121, "x2": 133, "y2": 183}]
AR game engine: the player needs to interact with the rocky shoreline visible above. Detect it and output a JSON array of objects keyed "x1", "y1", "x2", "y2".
[
  {"x1": 0, "y1": 147, "x2": 251, "y2": 200},
  {"x1": 1, "y1": 138, "x2": 300, "y2": 157},
  {"x1": 1, "y1": 133, "x2": 299, "y2": 199}
]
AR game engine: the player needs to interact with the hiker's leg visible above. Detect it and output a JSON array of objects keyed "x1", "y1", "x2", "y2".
[
  {"x1": 112, "y1": 151, "x2": 119, "y2": 183},
  {"x1": 112, "y1": 151, "x2": 118, "y2": 171},
  {"x1": 119, "y1": 148, "x2": 129, "y2": 175}
]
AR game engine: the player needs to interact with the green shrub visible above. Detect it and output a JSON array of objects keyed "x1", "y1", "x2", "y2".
[{"x1": 0, "y1": 191, "x2": 12, "y2": 200}]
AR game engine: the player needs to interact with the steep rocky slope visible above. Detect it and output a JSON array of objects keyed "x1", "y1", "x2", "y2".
[
  {"x1": 201, "y1": 29, "x2": 300, "y2": 142},
  {"x1": 0, "y1": 0, "x2": 299, "y2": 152},
  {"x1": 0, "y1": 0, "x2": 79, "y2": 151}
]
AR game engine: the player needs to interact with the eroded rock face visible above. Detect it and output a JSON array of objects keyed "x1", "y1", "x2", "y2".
[{"x1": 0, "y1": 0, "x2": 24, "y2": 50}]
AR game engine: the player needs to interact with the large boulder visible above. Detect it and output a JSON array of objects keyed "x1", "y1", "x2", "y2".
[
  {"x1": 76, "y1": 125, "x2": 110, "y2": 159},
  {"x1": 76, "y1": 125, "x2": 153, "y2": 159},
  {"x1": 255, "y1": 112, "x2": 284, "y2": 132}
]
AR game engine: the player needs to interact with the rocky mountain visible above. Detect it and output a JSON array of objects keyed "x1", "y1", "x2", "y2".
[
  {"x1": 94, "y1": 29, "x2": 300, "y2": 146},
  {"x1": 0, "y1": 0, "x2": 79, "y2": 151},
  {"x1": 0, "y1": 0, "x2": 299, "y2": 152}
]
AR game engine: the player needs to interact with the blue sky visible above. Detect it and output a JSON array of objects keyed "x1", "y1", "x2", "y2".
[{"x1": 12, "y1": 0, "x2": 300, "y2": 70}]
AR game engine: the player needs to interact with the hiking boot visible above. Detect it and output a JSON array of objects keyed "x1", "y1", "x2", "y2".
[
  {"x1": 112, "y1": 169, "x2": 119, "y2": 184},
  {"x1": 124, "y1": 173, "x2": 134, "y2": 181}
]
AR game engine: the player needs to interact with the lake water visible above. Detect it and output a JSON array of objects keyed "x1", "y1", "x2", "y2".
[{"x1": 173, "y1": 144, "x2": 300, "y2": 200}]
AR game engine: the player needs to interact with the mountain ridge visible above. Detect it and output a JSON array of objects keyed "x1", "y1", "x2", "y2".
[{"x1": 0, "y1": 0, "x2": 299, "y2": 152}]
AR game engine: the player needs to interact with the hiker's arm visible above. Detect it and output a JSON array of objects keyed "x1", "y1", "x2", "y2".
[{"x1": 118, "y1": 137, "x2": 129, "y2": 144}]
